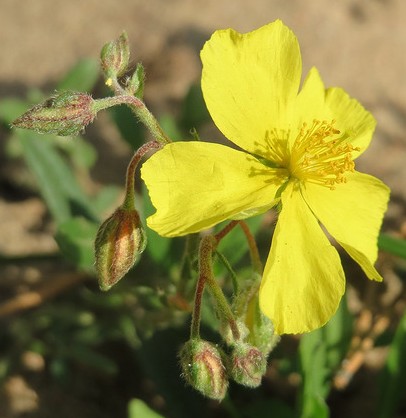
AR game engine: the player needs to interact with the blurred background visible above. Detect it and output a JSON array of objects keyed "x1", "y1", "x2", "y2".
[{"x1": 0, "y1": 0, "x2": 405, "y2": 417}]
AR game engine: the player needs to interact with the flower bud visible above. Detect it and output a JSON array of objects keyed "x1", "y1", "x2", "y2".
[
  {"x1": 100, "y1": 31, "x2": 130, "y2": 80},
  {"x1": 95, "y1": 207, "x2": 146, "y2": 291},
  {"x1": 12, "y1": 91, "x2": 96, "y2": 136},
  {"x1": 227, "y1": 342, "x2": 267, "y2": 388},
  {"x1": 179, "y1": 339, "x2": 228, "y2": 401}
]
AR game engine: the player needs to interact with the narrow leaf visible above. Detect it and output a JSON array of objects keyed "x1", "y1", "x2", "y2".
[
  {"x1": 108, "y1": 104, "x2": 145, "y2": 149},
  {"x1": 143, "y1": 184, "x2": 171, "y2": 264},
  {"x1": 378, "y1": 234, "x2": 406, "y2": 260},
  {"x1": 0, "y1": 98, "x2": 29, "y2": 124},
  {"x1": 128, "y1": 399, "x2": 166, "y2": 418},
  {"x1": 55, "y1": 217, "x2": 99, "y2": 271},
  {"x1": 57, "y1": 58, "x2": 99, "y2": 92},
  {"x1": 17, "y1": 130, "x2": 98, "y2": 224},
  {"x1": 298, "y1": 298, "x2": 352, "y2": 418},
  {"x1": 379, "y1": 312, "x2": 406, "y2": 418}
]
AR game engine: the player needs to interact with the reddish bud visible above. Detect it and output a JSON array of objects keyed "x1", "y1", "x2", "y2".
[
  {"x1": 227, "y1": 342, "x2": 267, "y2": 388},
  {"x1": 179, "y1": 339, "x2": 228, "y2": 401},
  {"x1": 95, "y1": 207, "x2": 146, "y2": 291},
  {"x1": 12, "y1": 91, "x2": 96, "y2": 136},
  {"x1": 100, "y1": 31, "x2": 130, "y2": 80}
]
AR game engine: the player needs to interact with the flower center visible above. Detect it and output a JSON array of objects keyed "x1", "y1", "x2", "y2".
[{"x1": 289, "y1": 120, "x2": 360, "y2": 190}]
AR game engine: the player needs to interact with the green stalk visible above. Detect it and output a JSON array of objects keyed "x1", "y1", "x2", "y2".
[
  {"x1": 190, "y1": 234, "x2": 240, "y2": 341},
  {"x1": 238, "y1": 220, "x2": 263, "y2": 274}
]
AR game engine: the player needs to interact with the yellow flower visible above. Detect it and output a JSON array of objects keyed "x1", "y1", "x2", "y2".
[{"x1": 141, "y1": 20, "x2": 390, "y2": 334}]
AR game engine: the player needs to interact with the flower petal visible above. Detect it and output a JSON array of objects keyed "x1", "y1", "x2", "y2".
[
  {"x1": 289, "y1": 67, "x2": 330, "y2": 150},
  {"x1": 325, "y1": 87, "x2": 376, "y2": 158},
  {"x1": 201, "y1": 20, "x2": 302, "y2": 157},
  {"x1": 141, "y1": 142, "x2": 288, "y2": 237},
  {"x1": 301, "y1": 171, "x2": 390, "y2": 281},
  {"x1": 259, "y1": 181, "x2": 345, "y2": 334}
]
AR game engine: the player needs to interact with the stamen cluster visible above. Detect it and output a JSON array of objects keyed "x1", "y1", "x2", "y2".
[{"x1": 290, "y1": 120, "x2": 360, "y2": 189}]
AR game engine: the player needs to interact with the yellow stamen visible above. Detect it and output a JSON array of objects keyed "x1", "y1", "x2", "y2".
[
  {"x1": 289, "y1": 120, "x2": 360, "y2": 189},
  {"x1": 256, "y1": 129, "x2": 290, "y2": 165}
]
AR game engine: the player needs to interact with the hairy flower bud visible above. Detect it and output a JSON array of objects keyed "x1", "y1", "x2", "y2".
[
  {"x1": 95, "y1": 207, "x2": 146, "y2": 291},
  {"x1": 227, "y1": 342, "x2": 267, "y2": 388},
  {"x1": 100, "y1": 31, "x2": 130, "y2": 80},
  {"x1": 12, "y1": 91, "x2": 96, "y2": 136},
  {"x1": 179, "y1": 339, "x2": 228, "y2": 401}
]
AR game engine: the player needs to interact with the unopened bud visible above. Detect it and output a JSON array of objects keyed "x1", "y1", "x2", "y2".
[
  {"x1": 179, "y1": 339, "x2": 228, "y2": 401},
  {"x1": 100, "y1": 31, "x2": 130, "y2": 80},
  {"x1": 95, "y1": 207, "x2": 146, "y2": 291},
  {"x1": 227, "y1": 342, "x2": 267, "y2": 388},
  {"x1": 12, "y1": 91, "x2": 96, "y2": 136}
]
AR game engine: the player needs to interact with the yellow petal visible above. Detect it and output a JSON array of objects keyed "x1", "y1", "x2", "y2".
[
  {"x1": 325, "y1": 87, "x2": 376, "y2": 158},
  {"x1": 260, "y1": 181, "x2": 345, "y2": 334},
  {"x1": 290, "y1": 67, "x2": 330, "y2": 150},
  {"x1": 141, "y1": 142, "x2": 288, "y2": 237},
  {"x1": 201, "y1": 20, "x2": 302, "y2": 158},
  {"x1": 301, "y1": 172, "x2": 390, "y2": 281}
]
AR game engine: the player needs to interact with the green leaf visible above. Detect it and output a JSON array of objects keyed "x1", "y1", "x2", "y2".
[
  {"x1": 128, "y1": 399, "x2": 166, "y2": 418},
  {"x1": 143, "y1": 184, "x2": 171, "y2": 264},
  {"x1": 17, "y1": 130, "x2": 98, "y2": 224},
  {"x1": 108, "y1": 104, "x2": 145, "y2": 149},
  {"x1": 298, "y1": 297, "x2": 352, "y2": 418},
  {"x1": 158, "y1": 114, "x2": 183, "y2": 141},
  {"x1": 55, "y1": 135, "x2": 97, "y2": 169},
  {"x1": 57, "y1": 58, "x2": 99, "y2": 92},
  {"x1": 92, "y1": 185, "x2": 122, "y2": 215},
  {"x1": 0, "y1": 98, "x2": 29, "y2": 124},
  {"x1": 378, "y1": 234, "x2": 406, "y2": 260},
  {"x1": 323, "y1": 295, "x2": 353, "y2": 370},
  {"x1": 55, "y1": 217, "x2": 99, "y2": 271},
  {"x1": 18, "y1": 131, "x2": 72, "y2": 224},
  {"x1": 180, "y1": 83, "x2": 211, "y2": 131},
  {"x1": 379, "y1": 312, "x2": 406, "y2": 418},
  {"x1": 299, "y1": 330, "x2": 330, "y2": 418},
  {"x1": 69, "y1": 345, "x2": 118, "y2": 376},
  {"x1": 243, "y1": 399, "x2": 295, "y2": 418}
]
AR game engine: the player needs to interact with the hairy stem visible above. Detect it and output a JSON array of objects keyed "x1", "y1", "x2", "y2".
[
  {"x1": 122, "y1": 140, "x2": 162, "y2": 210},
  {"x1": 238, "y1": 220, "x2": 263, "y2": 274},
  {"x1": 190, "y1": 234, "x2": 240, "y2": 341}
]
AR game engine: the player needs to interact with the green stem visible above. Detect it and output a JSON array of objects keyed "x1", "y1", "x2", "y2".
[
  {"x1": 93, "y1": 95, "x2": 171, "y2": 145},
  {"x1": 190, "y1": 236, "x2": 213, "y2": 339},
  {"x1": 215, "y1": 250, "x2": 239, "y2": 294},
  {"x1": 177, "y1": 234, "x2": 200, "y2": 298},
  {"x1": 238, "y1": 220, "x2": 263, "y2": 274},
  {"x1": 122, "y1": 140, "x2": 162, "y2": 210},
  {"x1": 190, "y1": 234, "x2": 240, "y2": 341},
  {"x1": 105, "y1": 76, "x2": 123, "y2": 96}
]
